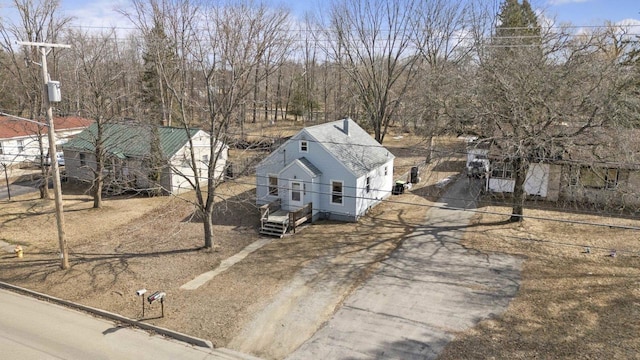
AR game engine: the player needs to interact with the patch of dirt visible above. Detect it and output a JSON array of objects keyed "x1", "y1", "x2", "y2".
[{"x1": 439, "y1": 206, "x2": 640, "y2": 359}]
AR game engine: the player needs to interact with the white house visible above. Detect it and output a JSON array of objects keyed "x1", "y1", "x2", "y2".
[
  {"x1": 256, "y1": 118, "x2": 395, "y2": 222},
  {"x1": 0, "y1": 116, "x2": 92, "y2": 166},
  {"x1": 63, "y1": 123, "x2": 228, "y2": 195}
]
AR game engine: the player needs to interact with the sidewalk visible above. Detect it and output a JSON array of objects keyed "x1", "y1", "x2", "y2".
[{"x1": 288, "y1": 178, "x2": 522, "y2": 359}]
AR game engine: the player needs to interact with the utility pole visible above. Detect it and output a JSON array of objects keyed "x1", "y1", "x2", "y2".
[{"x1": 17, "y1": 41, "x2": 71, "y2": 269}]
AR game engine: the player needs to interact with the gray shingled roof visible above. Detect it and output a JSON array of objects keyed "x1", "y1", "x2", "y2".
[
  {"x1": 63, "y1": 123, "x2": 200, "y2": 159},
  {"x1": 302, "y1": 118, "x2": 394, "y2": 176},
  {"x1": 297, "y1": 157, "x2": 322, "y2": 176}
]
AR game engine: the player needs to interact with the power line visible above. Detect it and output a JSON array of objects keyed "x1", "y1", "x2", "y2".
[{"x1": 218, "y1": 176, "x2": 640, "y2": 231}]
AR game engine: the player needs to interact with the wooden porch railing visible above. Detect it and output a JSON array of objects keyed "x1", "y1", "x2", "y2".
[
  {"x1": 260, "y1": 198, "x2": 281, "y2": 227},
  {"x1": 289, "y1": 203, "x2": 312, "y2": 234}
]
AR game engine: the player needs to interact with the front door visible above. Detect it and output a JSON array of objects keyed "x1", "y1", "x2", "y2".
[{"x1": 289, "y1": 181, "x2": 303, "y2": 208}]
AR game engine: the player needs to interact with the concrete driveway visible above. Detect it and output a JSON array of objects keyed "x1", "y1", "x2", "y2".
[{"x1": 288, "y1": 178, "x2": 522, "y2": 359}]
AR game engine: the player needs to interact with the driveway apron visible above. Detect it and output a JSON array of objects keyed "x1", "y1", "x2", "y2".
[{"x1": 288, "y1": 177, "x2": 523, "y2": 360}]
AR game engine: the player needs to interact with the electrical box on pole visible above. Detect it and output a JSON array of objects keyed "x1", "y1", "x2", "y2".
[{"x1": 47, "y1": 81, "x2": 61, "y2": 102}]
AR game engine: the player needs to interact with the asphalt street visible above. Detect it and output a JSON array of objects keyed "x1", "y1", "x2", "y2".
[
  {"x1": 0, "y1": 288, "x2": 258, "y2": 360},
  {"x1": 288, "y1": 178, "x2": 522, "y2": 359}
]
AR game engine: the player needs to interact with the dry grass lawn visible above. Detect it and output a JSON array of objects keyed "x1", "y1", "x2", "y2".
[
  {"x1": 3, "y1": 129, "x2": 638, "y2": 359},
  {"x1": 0, "y1": 133, "x2": 460, "y2": 351},
  {"x1": 440, "y1": 205, "x2": 640, "y2": 359}
]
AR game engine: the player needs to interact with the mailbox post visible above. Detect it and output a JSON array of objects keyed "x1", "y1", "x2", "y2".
[
  {"x1": 147, "y1": 291, "x2": 166, "y2": 318},
  {"x1": 136, "y1": 289, "x2": 147, "y2": 318}
]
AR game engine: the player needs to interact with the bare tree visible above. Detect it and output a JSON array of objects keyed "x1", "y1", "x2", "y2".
[
  {"x1": 407, "y1": 0, "x2": 475, "y2": 146},
  {"x1": 316, "y1": 0, "x2": 420, "y2": 143},
  {"x1": 64, "y1": 29, "x2": 132, "y2": 208},
  {"x1": 123, "y1": 0, "x2": 292, "y2": 249},
  {"x1": 0, "y1": 0, "x2": 72, "y2": 199},
  {"x1": 467, "y1": 14, "x2": 636, "y2": 221}
]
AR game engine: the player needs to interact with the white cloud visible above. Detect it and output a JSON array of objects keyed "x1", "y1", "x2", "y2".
[{"x1": 62, "y1": 0, "x2": 134, "y2": 33}]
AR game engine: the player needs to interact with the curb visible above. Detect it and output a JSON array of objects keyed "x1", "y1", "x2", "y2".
[{"x1": 0, "y1": 281, "x2": 214, "y2": 349}]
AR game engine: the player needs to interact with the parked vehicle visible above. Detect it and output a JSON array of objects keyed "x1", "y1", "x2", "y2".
[{"x1": 36, "y1": 152, "x2": 65, "y2": 167}]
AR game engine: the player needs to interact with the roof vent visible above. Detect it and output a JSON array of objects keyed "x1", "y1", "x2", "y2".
[{"x1": 343, "y1": 118, "x2": 350, "y2": 136}]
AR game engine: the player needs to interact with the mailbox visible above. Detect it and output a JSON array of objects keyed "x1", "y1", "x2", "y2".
[{"x1": 147, "y1": 291, "x2": 166, "y2": 304}]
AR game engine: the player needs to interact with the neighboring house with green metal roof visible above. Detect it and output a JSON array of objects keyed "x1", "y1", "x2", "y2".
[
  {"x1": 256, "y1": 118, "x2": 395, "y2": 222},
  {"x1": 63, "y1": 123, "x2": 228, "y2": 195}
]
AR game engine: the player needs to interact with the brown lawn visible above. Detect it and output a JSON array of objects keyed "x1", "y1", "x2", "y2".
[
  {"x1": 440, "y1": 205, "x2": 640, "y2": 359},
  {"x1": 6, "y1": 128, "x2": 636, "y2": 359},
  {"x1": 0, "y1": 132, "x2": 459, "y2": 349}
]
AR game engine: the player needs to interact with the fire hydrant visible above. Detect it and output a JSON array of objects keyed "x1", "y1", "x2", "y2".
[{"x1": 14, "y1": 245, "x2": 23, "y2": 259}]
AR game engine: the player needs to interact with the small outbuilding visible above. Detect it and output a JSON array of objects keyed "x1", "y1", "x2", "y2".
[{"x1": 63, "y1": 123, "x2": 227, "y2": 195}]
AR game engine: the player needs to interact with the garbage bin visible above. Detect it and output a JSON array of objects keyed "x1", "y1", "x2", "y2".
[
  {"x1": 410, "y1": 166, "x2": 420, "y2": 184},
  {"x1": 225, "y1": 163, "x2": 234, "y2": 179},
  {"x1": 392, "y1": 181, "x2": 405, "y2": 195}
]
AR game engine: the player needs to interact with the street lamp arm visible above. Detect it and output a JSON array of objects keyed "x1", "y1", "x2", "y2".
[{"x1": 15, "y1": 40, "x2": 71, "y2": 49}]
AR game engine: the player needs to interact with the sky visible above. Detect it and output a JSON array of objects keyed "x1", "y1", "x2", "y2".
[{"x1": 1, "y1": 0, "x2": 639, "y2": 31}]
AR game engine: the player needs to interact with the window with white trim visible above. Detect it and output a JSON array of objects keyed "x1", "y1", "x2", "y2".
[
  {"x1": 300, "y1": 140, "x2": 308, "y2": 152},
  {"x1": 268, "y1": 176, "x2": 278, "y2": 196},
  {"x1": 384, "y1": 166, "x2": 388, "y2": 176},
  {"x1": 366, "y1": 176, "x2": 371, "y2": 193},
  {"x1": 491, "y1": 161, "x2": 514, "y2": 179},
  {"x1": 0, "y1": 142, "x2": 3, "y2": 155},
  {"x1": 16, "y1": 140, "x2": 24, "y2": 153},
  {"x1": 291, "y1": 182, "x2": 302, "y2": 202},
  {"x1": 331, "y1": 181, "x2": 343, "y2": 204}
]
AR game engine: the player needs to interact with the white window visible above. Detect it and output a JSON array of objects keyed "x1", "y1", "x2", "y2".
[
  {"x1": 491, "y1": 161, "x2": 514, "y2": 179},
  {"x1": 300, "y1": 140, "x2": 308, "y2": 152},
  {"x1": 291, "y1": 182, "x2": 302, "y2": 202},
  {"x1": 16, "y1": 140, "x2": 24, "y2": 153},
  {"x1": 0, "y1": 142, "x2": 3, "y2": 155},
  {"x1": 268, "y1": 175, "x2": 278, "y2": 196},
  {"x1": 366, "y1": 177, "x2": 371, "y2": 193},
  {"x1": 384, "y1": 166, "x2": 388, "y2": 176},
  {"x1": 331, "y1": 181, "x2": 343, "y2": 204},
  {"x1": 202, "y1": 154, "x2": 209, "y2": 163}
]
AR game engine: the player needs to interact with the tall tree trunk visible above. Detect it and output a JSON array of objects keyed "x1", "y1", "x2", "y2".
[
  {"x1": 93, "y1": 135, "x2": 104, "y2": 208},
  {"x1": 274, "y1": 67, "x2": 282, "y2": 124},
  {"x1": 510, "y1": 157, "x2": 527, "y2": 222},
  {"x1": 202, "y1": 208, "x2": 214, "y2": 248},
  {"x1": 37, "y1": 133, "x2": 50, "y2": 199},
  {"x1": 264, "y1": 68, "x2": 269, "y2": 124},
  {"x1": 93, "y1": 174, "x2": 103, "y2": 208},
  {"x1": 252, "y1": 66, "x2": 259, "y2": 123}
]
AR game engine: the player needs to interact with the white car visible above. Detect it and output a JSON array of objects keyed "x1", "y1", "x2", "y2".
[{"x1": 39, "y1": 152, "x2": 65, "y2": 167}]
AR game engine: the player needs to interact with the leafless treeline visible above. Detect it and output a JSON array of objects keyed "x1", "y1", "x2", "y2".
[{"x1": 1, "y1": 0, "x2": 638, "y2": 139}]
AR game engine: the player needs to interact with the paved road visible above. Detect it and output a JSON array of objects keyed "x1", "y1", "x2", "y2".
[
  {"x1": 0, "y1": 289, "x2": 257, "y2": 360},
  {"x1": 288, "y1": 178, "x2": 522, "y2": 359}
]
